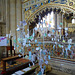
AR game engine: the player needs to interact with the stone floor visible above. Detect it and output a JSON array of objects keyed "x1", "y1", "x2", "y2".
[
  {"x1": 30, "y1": 69, "x2": 71, "y2": 75},
  {"x1": 47, "y1": 69, "x2": 71, "y2": 75},
  {"x1": 48, "y1": 58, "x2": 75, "y2": 75}
]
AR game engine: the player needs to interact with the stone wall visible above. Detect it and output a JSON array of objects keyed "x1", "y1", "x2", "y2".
[
  {"x1": 0, "y1": 0, "x2": 6, "y2": 36},
  {"x1": 0, "y1": 0, "x2": 22, "y2": 56}
]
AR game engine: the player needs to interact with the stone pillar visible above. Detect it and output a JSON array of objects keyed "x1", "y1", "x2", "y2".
[
  {"x1": 6, "y1": 0, "x2": 10, "y2": 51},
  {"x1": 57, "y1": 13, "x2": 60, "y2": 27},
  {"x1": 53, "y1": 12, "x2": 55, "y2": 28},
  {"x1": 3, "y1": 0, "x2": 6, "y2": 22},
  {"x1": 0, "y1": 0, "x2": 3, "y2": 22},
  {"x1": 57, "y1": 12, "x2": 63, "y2": 36},
  {"x1": 61, "y1": 13, "x2": 64, "y2": 36},
  {"x1": 10, "y1": 0, "x2": 16, "y2": 45},
  {"x1": 6, "y1": 0, "x2": 10, "y2": 34},
  {"x1": 59, "y1": 13, "x2": 62, "y2": 27},
  {"x1": 57, "y1": 13, "x2": 60, "y2": 36},
  {"x1": 61, "y1": 12, "x2": 64, "y2": 30},
  {"x1": 16, "y1": 0, "x2": 22, "y2": 24},
  {"x1": 16, "y1": 0, "x2": 22, "y2": 53},
  {"x1": 54, "y1": 12, "x2": 57, "y2": 35},
  {"x1": 65, "y1": 19, "x2": 67, "y2": 28},
  {"x1": 59, "y1": 13, "x2": 62, "y2": 40}
]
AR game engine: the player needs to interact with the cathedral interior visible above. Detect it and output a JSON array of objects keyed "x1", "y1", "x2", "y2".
[{"x1": 0, "y1": 0, "x2": 75, "y2": 75}]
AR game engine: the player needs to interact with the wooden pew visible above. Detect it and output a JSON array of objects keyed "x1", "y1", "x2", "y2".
[
  {"x1": 1, "y1": 53, "x2": 30, "y2": 75},
  {"x1": 1, "y1": 52, "x2": 75, "y2": 75},
  {"x1": 1, "y1": 52, "x2": 36, "y2": 75}
]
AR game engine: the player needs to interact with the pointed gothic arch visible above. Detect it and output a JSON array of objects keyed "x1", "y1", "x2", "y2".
[{"x1": 26, "y1": 3, "x2": 75, "y2": 25}]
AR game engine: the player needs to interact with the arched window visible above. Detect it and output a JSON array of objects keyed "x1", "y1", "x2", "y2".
[
  {"x1": 72, "y1": 19, "x2": 75, "y2": 24},
  {"x1": 36, "y1": 11, "x2": 55, "y2": 28}
]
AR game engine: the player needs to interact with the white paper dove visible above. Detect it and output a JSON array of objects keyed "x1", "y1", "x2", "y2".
[
  {"x1": 48, "y1": 33, "x2": 51, "y2": 37},
  {"x1": 65, "y1": 27, "x2": 68, "y2": 31},
  {"x1": 34, "y1": 27, "x2": 38, "y2": 31},
  {"x1": 23, "y1": 20, "x2": 27, "y2": 26},
  {"x1": 16, "y1": 28, "x2": 20, "y2": 31}
]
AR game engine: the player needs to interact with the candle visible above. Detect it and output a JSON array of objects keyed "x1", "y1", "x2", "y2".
[{"x1": 10, "y1": 30, "x2": 11, "y2": 36}]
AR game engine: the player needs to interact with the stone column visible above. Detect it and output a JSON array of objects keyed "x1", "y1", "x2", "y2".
[
  {"x1": 62, "y1": 13, "x2": 64, "y2": 29},
  {"x1": 3, "y1": 0, "x2": 6, "y2": 22},
  {"x1": 65, "y1": 20, "x2": 67, "y2": 28},
  {"x1": 57, "y1": 13, "x2": 60, "y2": 27},
  {"x1": 57, "y1": 13, "x2": 60, "y2": 36},
  {"x1": 61, "y1": 13, "x2": 64, "y2": 36},
  {"x1": 6, "y1": 0, "x2": 10, "y2": 34},
  {"x1": 57, "y1": 12, "x2": 63, "y2": 36},
  {"x1": 53, "y1": 11, "x2": 55, "y2": 28},
  {"x1": 16, "y1": 0, "x2": 22, "y2": 53},
  {"x1": 59, "y1": 13, "x2": 62, "y2": 40},
  {"x1": 6, "y1": 0, "x2": 10, "y2": 51},
  {"x1": 54, "y1": 12, "x2": 57, "y2": 36},
  {"x1": 10, "y1": 0, "x2": 16, "y2": 45},
  {"x1": 59, "y1": 13, "x2": 62, "y2": 27}
]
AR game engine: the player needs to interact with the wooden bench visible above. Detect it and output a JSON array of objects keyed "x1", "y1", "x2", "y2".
[
  {"x1": 1, "y1": 52, "x2": 36, "y2": 75},
  {"x1": 1, "y1": 54, "x2": 29, "y2": 74}
]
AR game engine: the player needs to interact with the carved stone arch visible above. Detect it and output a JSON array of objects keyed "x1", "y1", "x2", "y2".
[{"x1": 26, "y1": 3, "x2": 75, "y2": 24}]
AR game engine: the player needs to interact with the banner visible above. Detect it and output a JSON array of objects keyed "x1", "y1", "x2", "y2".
[{"x1": 0, "y1": 37, "x2": 7, "y2": 46}]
